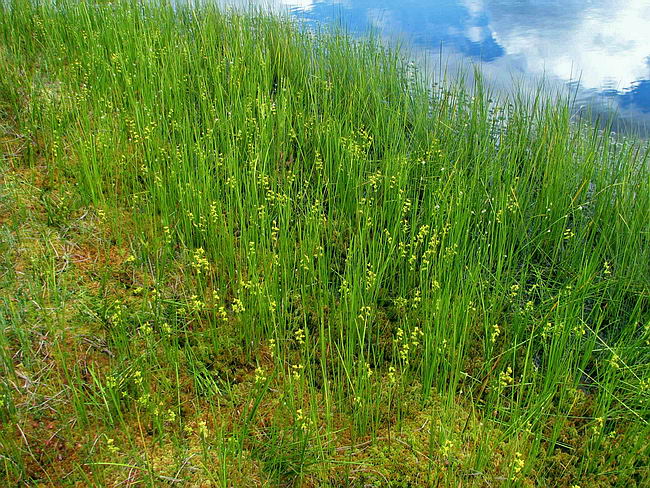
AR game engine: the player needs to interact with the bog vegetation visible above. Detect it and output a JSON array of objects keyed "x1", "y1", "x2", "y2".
[{"x1": 0, "y1": 1, "x2": 649, "y2": 486}]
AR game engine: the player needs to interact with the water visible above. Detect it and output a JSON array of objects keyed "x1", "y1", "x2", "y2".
[{"x1": 225, "y1": 0, "x2": 650, "y2": 134}]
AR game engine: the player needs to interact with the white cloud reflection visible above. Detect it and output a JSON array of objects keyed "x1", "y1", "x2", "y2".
[
  {"x1": 479, "y1": 0, "x2": 650, "y2": 91},
  {"x1": 277, "y1": 0, "x2": 315, "y2": 10}
]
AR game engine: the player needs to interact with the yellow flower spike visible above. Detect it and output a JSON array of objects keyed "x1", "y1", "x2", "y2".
[
  {"x1": 232, "y1": 298, "x2": 245, "y2": 314},
  {"x1": 106, "y1": 438, "x2": 119, "y2": 454},
  {"x1": 491, "y1": 324, "x2": 501, "y2": 343},
  {"x1": 604, "y1": 261, "x2": 612, "y2": 275},
  {"x1": 197, "y1": 421, "x2": 208, "y2": 439},
  {"x1": 254, "y1": 367, "x2": 267, "y2": 384},
  {"x1": 499, "y1": 366, "x2": 514, "y2": 387},
  {"x1": 294, "y1": 328, "x2": 305, "y2": 345},
  {"x1": 388, "y1": 366, "x2": 397, "y2": 385},
  {"x1": 291, "y1": 364, "x2": 304, "y2": 380},
  {"x1": 512, "y1": 451, "x2": 525, "y2": 477}
]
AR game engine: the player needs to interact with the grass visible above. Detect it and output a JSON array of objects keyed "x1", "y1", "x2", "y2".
[{"x1": 0, "y1": 0, "x2": 649, "y2": 486}]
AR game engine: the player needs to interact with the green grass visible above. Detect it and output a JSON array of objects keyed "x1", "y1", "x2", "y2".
[{"x1": 0, "y1": 0, "x2": 649, "y2": 486}]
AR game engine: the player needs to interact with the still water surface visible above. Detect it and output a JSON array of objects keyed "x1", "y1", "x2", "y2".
[{"x1": 225, "y1": 0, "x2": 650, "y2": 133}]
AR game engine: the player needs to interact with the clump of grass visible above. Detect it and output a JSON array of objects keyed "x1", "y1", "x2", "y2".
[{"x1": 1, "y1": 0, "x2": 649, "y2": 486}]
